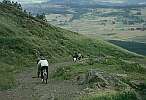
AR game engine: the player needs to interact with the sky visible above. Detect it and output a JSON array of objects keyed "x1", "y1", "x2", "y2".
[{"x1": 0, "y1": 0, "x2": 145, "y2": 4}]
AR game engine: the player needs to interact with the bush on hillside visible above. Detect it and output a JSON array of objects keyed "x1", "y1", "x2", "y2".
[
  {"x1": 36, "y1": 13, "x2": 47, "y2": 22},
  {"x1": 121, "y1": 63, "x2": 145, "y2": 73},
  {"x1": 1, "y1": 0, "x2": 22, "y2": 10}
]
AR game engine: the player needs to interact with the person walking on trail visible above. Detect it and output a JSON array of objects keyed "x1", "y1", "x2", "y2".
[{"x1": 37, "y1": 57, "x2": 49, "y2": 82}]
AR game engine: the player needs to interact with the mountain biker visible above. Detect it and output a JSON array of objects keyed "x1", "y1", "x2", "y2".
[
  {"x1": 37, "y1": 56, "x2": 49, "y2": 82},
  {"x1": 73, "y1": 52, "x2": 78, "y2": 61}
]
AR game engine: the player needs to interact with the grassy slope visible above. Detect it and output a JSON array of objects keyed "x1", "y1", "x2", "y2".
[{"x1": 0, "y1": 3, "x2": 142, "y2": 90}]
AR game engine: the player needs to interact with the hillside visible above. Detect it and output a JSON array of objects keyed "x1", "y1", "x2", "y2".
[
  {"x1": 109, "y1": 40, "x2": 146, "y2": 56},
  {"x1": 0, "y1": 2, "x2": 146, "y2": 100}
]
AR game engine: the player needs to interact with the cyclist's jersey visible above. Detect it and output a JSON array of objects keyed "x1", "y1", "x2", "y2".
[{"x1": 38, "y1": 60, "x2": 48, "y2": 67}]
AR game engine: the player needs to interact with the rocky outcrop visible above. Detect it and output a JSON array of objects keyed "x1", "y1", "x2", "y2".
[{"x1": 77, "y1": 69, "x2": 129, "y2": 89}]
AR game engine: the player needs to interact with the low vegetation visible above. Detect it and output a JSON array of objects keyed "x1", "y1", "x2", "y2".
[
  {"x1": 53, "y1": 57, "x2": 146, "y2": 80},
  {"x1": 80, "y1": 90, "x2": 138, "y2": 100},
  {"x1": 52, "y1": 54, "x2": 146, "y2": 99}
]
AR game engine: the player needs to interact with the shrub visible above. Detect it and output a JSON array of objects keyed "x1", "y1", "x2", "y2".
[{"x1": 121, "y1": 63, "x2": 145, "y2": 73}]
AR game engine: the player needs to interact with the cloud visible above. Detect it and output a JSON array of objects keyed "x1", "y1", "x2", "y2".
[{"x1": 138, "y1": 2, "x2": 146, "y2": 5}]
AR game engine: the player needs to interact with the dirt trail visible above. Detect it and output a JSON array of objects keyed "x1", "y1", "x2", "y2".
[{"x1": 0, "y1": 62, "x2": 82, "y2": 100}]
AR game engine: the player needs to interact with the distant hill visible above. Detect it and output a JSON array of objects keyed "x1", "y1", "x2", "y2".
[
  {"x1": 23, "y1": 0, "x2": 146, "y2": 15},
  {"x1": 0, "y1": 1, "x2": 141, "y2": 90},
  {"x1": 45, "y1": 0, "x2": 146, "y2": 6},
  {"x1": 109, "y1": 40, "x2": 146, "y2": 56}
]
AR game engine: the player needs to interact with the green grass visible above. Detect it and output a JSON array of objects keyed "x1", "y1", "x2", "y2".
[
  {"x1": 80, "y1": 90, "x2": 138, "y2": 100},
  {"x1": 52, "y1": 57, "x2": 146, "y2": 80},
  {"x1": 52, "y1": 56, "x2": 146, "y2": 99}
]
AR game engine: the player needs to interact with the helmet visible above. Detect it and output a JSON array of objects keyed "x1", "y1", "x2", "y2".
[{"x1": 40, "y1": 56, "x2": 45, "y2": 60}]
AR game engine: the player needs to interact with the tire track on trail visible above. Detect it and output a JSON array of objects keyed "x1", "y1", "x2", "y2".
[{"x1": 0, "y1": 61, "x2": 82, "y2": 100}]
